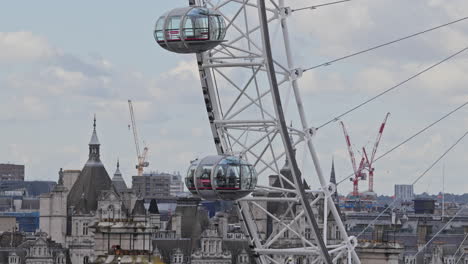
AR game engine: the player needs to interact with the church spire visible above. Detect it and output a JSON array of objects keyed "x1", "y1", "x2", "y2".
[
  {"x1": 112, "y1": 158, "x2": 128, "y2": 192},
  {"x1": 330, "y1": 157, "x2": 338, "y2": 201},
  {"x1": 88, "y1": 115, "x2": 101, "y2": 162},
  {"x1": 330, "y1": 157, "x2": 336, "y2": 185},
  {"x1": 284, "y1": 122, "x2": 296, "y2": 168}
]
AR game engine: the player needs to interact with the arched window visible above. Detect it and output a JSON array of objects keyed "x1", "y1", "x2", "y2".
[{"x1": 83, "y1": 256, "x2": 89, "y2": 264}]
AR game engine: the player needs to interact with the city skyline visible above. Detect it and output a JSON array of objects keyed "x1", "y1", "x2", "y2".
[{"x1": 1, "y1": 0, "x2": 468, "y2": 196}]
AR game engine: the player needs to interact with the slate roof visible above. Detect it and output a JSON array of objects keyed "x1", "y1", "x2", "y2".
[
  {"x1": 68, "y1": 164, "x2": 115, "y2": 214},
  {"x1": 67, "y1": 119, "x2": 116, "y2": 214},
  {"x1": 132, "y1": 200, "x2": 147, "y2": 216},
  {"x1": 148, "y1": 199, "x2": 159, "y2": 214},
  {"x1": 112, "y1": 161, "x2": 128, "y2": 193}
]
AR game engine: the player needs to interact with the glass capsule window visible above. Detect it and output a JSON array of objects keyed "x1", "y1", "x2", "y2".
[
  {"x1": 182, "y1": 9, "x2": 210, "y2": 41},
  {"x1": 154, "y1": 17, "x2": 165, "y2": 42},
  {"x1": 197, "y1": 165, "x2": 213, "y2": 189},
  {"x1": 214, "y1": 157, "x2": 257, "y2": 190},
  {"x1": 166, "y1": 16, "x2": 182, "y2": 41},
  {"x1": 185, "y1": 163, "x2": 197, "y2": 191}
]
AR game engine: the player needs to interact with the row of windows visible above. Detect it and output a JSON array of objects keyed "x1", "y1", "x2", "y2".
[
  {"x1": 202, "y1": 239, "x2": 222, "y2": 253},
  {"x1": 172, "y1": 254, "x2": 184, "y2": 263},
  {"x1": 404, "y1": 256, "x2": 468, "y2": 264},
  {"x1": 10, "y1": 254, "x2": 65, "y2": 263},
  {"x1": 30, "y1": 247, "x2": 51, "y2": 257}
]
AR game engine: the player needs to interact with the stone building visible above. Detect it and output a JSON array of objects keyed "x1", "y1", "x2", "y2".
[
  {"x1": 153, "y1": 198, "x2": 254, "y2": 264},
  {"x1": 40, "y1": 117, "x2": 160, "y2": 264},
  {"x1": 0, "y1": 232, "x2": 69, "y2": 264},
  {"x1": 39, "y1": 169, "x2": 68, "y2": 245},
  {"x1": 191, "y1": 225, "x2": 232, "y2": 264}
]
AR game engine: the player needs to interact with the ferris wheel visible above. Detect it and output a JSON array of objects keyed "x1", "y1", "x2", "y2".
[{"x1": 154, "y1": 0, "x2": 360, "y2": 263}]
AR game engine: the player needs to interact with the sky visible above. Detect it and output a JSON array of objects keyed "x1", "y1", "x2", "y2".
[{"x1": 1, "y1": 0, "x2": 467, "y2": 196}]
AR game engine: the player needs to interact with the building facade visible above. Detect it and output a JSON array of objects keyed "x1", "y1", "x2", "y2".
[
  {"x1": 152, "y1": 198, "x2": 254, "y2": 264},
  {"x1": 132, "y1": 171, "x2": 184, "y2": 199},
  {"x1": 0, "y1": 164, "x2": 25, "y2": 181},
  {"x1": 39, "y1": 118, "x2": 163, "y2": 264},
  {"x1": 394, "y1": 184, "x2": 414, "y2": 202},
  {"x1": 0, "y1": 232, "x2": 69, "y2": 264}
]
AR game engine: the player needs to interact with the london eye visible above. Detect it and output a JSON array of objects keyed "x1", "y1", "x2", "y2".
[{"x1": 154, "y1": 0, "x2": 360, "y2": 263}]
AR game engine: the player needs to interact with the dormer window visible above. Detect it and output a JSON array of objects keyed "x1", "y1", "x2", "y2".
[
  {"x1": 9, "y1": 253, "x2": 19, "y2": 264},
  {"x1": 172, "y1": 252, "x2": 184, "y2": 263}
]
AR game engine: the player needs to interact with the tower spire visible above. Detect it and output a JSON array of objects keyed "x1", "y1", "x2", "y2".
[
  {"x1": 114, "y1": 159, "x2": 122, "y2": 176},
  {"x1": 88, "y1": 115, "x2": 101, "y2": 162},
  {"x1": 330, "y1": 156, "x2": 336, "y2": 185},
  {"x1": 330, "y1": 157, "x2": 338, "y2": 202}
]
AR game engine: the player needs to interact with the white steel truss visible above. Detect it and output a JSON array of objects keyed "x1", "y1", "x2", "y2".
[{"x1": 187, "y1": 0, "x2": 361, "y2": 263}]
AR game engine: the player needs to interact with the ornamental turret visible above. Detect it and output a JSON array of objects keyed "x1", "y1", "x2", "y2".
[{"x1": 88, "y1": 115, "x2": 100, "y2": 162}]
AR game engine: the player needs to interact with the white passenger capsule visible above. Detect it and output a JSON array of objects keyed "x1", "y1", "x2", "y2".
[
  {"x1": 154, "y1": 7, "x2": 226, "y2": 54},
  {"x1": 185, "y1": 155, "x2": 257, "y2": 200}
]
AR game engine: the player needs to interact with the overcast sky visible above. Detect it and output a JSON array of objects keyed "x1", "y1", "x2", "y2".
[{"x1": 1, "y1": 0, "x2": 467, "y2": 196}]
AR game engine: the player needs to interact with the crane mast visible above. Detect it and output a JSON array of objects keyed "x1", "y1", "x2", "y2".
[
  {"x1": 340, "y1": 121, "x2": 366, "y2": 197},
  {"x1": 128, "y1": 100, "x2": 149, "y2": 176},
  {"x1": 363, "y1": 112, "x2": 390, "y2": 192}
]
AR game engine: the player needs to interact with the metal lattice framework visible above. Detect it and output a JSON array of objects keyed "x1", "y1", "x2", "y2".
[{"x1": 184, "y1": 0, "x2": 361, "y2": 263}]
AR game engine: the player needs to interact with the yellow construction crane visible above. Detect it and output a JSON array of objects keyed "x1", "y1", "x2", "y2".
[{"x1": 128, "y1": 100, "x2": 149, "y2": 176}]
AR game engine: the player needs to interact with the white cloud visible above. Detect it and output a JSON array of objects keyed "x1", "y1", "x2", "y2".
[
  {"x1": 0, "y1": 32, "x2": 56, "y2": 63},
  {"x1": 354, "y1": 67, "x2": 397, "y2": 93},
  {"x1": 164, "y1": 60, "x2": 199, "y2": 81}
]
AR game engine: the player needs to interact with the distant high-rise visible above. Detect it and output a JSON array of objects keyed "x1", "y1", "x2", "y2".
[
  {"x1": 132, "y1": 171, "x2": 184, "y2": 199},
  {"x1": 0, "y1": 164, "x2": 25, "y2": 181},
  {"x1": 170, "y1": 173, "x2": 184, "y2": 196},
  {"x1": 394, "y1": 184, "x2": 414, "y2": 202}
]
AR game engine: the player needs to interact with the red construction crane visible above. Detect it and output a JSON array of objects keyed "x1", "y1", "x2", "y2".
[
  {"x1": 340, "y1": 121, "x2": 367, "y2": 197},
  {"x1": 362, "y1": 112, "x2": 390, "y2": 193}
]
